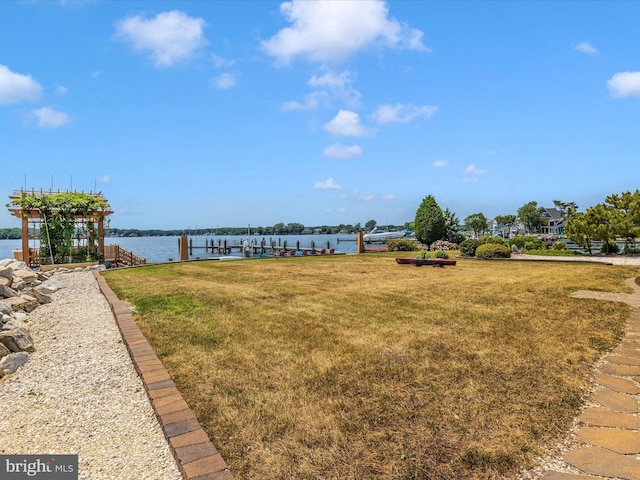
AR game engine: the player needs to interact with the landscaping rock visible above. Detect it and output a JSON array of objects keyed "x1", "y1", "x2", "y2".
[
  {"x1": 0, "y1": 300, "x2": 12, "y2": 316},
  {"x1": 0, "y1": 327, "x2": 35, "y2": 353},
  {"x1": 0, "y1": 351, "x2": 29, "y2": 377},
  {"x1": 0, "y1": 276, "x2": 11, "y2": 287},
  {"x1": 36, "y1": 281, "x2": 63, "y2": 295},
  {"x1": 0, "y1": 285, "x2": 19, "y2": 299},
  {"x1": 0, "y1": 342, "x2": 10, "y2": 357},
  {"x1": 3, "y1": 296, "x2": 29, "y2": 311},
  {"x1": 0, "y1": 266, "x2": 13, "y2": 279},
  {"x1": 13, "y1": 269, "x2": 38, "y2": 284},
  {"x1": 25, "y1": 288, "x2": 52, "y2": 305}
]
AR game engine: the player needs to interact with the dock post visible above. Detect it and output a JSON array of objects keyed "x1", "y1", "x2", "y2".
[
  {"x1": 189, "y1": 238, "x2": 193, "y2": 255},
  {"x1": 223, "y1": 239, "x2": 228, "y2": 255},
  {"x1": 179, "y1": 235, "x2": 189, "y2": 261},
  {"x1": 357, "y1": 232, "x2": 365, "y2": 254}
]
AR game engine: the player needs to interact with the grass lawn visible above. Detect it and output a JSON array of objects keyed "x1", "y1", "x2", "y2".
[{"x1": 103, "y1": 253, "x2": 638, "y2": 480}]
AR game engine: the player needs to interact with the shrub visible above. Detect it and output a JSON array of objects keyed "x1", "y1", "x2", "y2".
[
  {"x1": 387, "y1": 238, "x2": 418, "y2": 252},
  {"x1": 479, "y1": 235, "x2": 506, "y2": 245},
  {"x1": 460, "y1": 239, "x2": 482, "y2": 257},
  {"x1": 430, "y1": 240, "x2": 459, "y2": 251},
  {"x1": 434, "y1": 251, "x2": 450, "y2": 259},
  {"x1": 475, "y1": 243, "x2": 511, "y2": 259},
  {"x1": 626, "y1": 247, "x2": 640, "y2": 256},
  {"x1": 600, "y1": 241, "x2": 620, "y2": 255},
  {"x1": 552, "y1": 241, "x2": 567, "y2": 250}
]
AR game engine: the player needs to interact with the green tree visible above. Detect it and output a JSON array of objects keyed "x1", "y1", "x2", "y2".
[
  {"x1": 442, "y1": 208, "x2": 464, "y2": 243},
  {"x1": 605, "y1": 190, "x2": 640, "y2": 254},
  {"x1": 517, "y1": 201, "x2": 542, "y2": 234},
  {"x1": 464, "y1": 212, "x2": 488, "y2": 239},
  {"x1": 364, "y1": 219, "x2": 377, "y2": 232},
  {"x1": 553, "y1": 199, "x2": 578, "y2": 217},
  {"x1": 588, "y1": 203, "x2": 618, "y2": 253},
  {"x1": 414, "y1": 195, "x2": 445, "y2": 245},
  {"x1": 565, "y1": 211, "x2": 595, "y2": 254}
]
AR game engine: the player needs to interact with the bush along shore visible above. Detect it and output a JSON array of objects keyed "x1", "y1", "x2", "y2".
[{"x1": 0, "y1": 258, "x2": 105, "y2": 377}]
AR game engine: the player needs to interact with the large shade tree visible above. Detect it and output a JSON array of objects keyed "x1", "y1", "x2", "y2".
[
  {"x1": 518, "y1": 201, "x2": 542, "y2": 234},
  {"x1": 464, "y1": 212, "x2": 488, "y2": 239},
  {"x1": 414, "y1": 195, "x2": 445, "y2": 245}
]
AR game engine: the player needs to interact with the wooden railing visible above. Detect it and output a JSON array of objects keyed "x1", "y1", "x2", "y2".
[
  {"x1": 103, "y1": 244, "x2": 147, "y2": 267},
  {"x1": 13, "y1": 244, "x2": 146, "y2": 268}
]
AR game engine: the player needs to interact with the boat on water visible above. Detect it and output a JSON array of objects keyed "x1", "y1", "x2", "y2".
[{"x1": 362, "y1": 229, "x2": 409, "y2": 243}]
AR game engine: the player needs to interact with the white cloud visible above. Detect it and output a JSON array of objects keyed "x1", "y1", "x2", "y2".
[
  {"x1": 323, "y1": 143, "x2": 363, "y2": 159},
  {"x1": 608, "y1": 71, "x2": 640, "y2": 98},
  {"x1": 465, "y1": 164, "x2": 487, "y2": 175},
  {"x1": 96, "y1": 175, "x2": 111, "y2": 184},
  {"x1": 281, "y1": 91, "x2": 330, "y2": 111},
  {"x1": 432, "y1": 160, "x2": 448, "y2": 168},
  {"x1": 0, "y1": 65, "x2": 42, "y2": 106},
  {"x1": 55, "y1": 85, "x2": 68, "y2": 95},
  {"x1": 371, "y1": 103, "x2": 438, "y2": 124},
  {"x1": 115, "y1": 10, "x2": 207, "y2": 67},
  {"x1": 314, "y1": 177, "x2": 342, "y2": 190},
  {"x1": 575, "y1": 41, "x2": 598, "y2": 54},
  {"x1": 211, "y1": 53, "x2": 235, "y2": 69},
  {"x1": 262, "y1": 0, "x2": 427, "y2": 64},
  {"x1": 32, "y1": 107, "x2": 70, "y2": 128},
  {"x1": 210, "y1": 72, "x2": 236, "y2": 90},
  {"x1": 309, "y1": 70, "x2": 361, "y2": 107},
  {"x1": 463, "y1": 178, "x2": 479, "y2": 184},
  {"x1": 479, "y1": 149, "x2": 496, "y2": 156},
  {"x1": 382, "y1": 194, "x2": 395, "y2": 201},
  {"x1": 323, "y1": 109, "x2": 371, "y2": 137}
]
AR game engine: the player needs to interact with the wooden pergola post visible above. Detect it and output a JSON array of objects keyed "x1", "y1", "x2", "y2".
[
  {"x1": 21, "y1": 215, "x2": 30, "y2": 266},
  {"x1": 98, "y1": 215, "x2": 105, "y2": 258}
]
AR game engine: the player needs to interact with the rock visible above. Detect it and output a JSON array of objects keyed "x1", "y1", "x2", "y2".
[
  {"x1": 0, "y1": 351, "x2": 29, "y2": 377},
  {"x1": 0, "y1": 266, "x2": 13, "y2": 279},
  {"x1": 3, "y1": 296, "x2": 29, "y2": 311},
  {"x1": 0, "y1": 277, "x2": 11, "y2": 287},
  {"x1": 0, "y1": 300, "x2": 12, "y2": 316},
  {"x1": 35, "y1": 281, "x2": 62, "y2": 295},
  {"x1": 0, "y1": 259, "x2": 13, "y2": 267},
  {"x1": 0, "y1": 342, "x2": 10, "y2": 357},
  {"x1": 511, "y1": 244, "x2": 520, "y2": 254},
  {"x1": 0, "y1": 328, "x2": 35, "y2": 353},
  {"x1": 11, "y1": 277, "x2": 25, "y2": 291},
  {"x1": 13, "y1": 269, "x2": 38, "y2": 284},
  {"x1": 25, "y1": 288, "x2": 52, "y2": 304},
  {"x1": 6, "y1": 261, "x2": 27, "y2": 271},
  {"x1": 0, "y1": 285, "x2": 19, "y2": 299}
]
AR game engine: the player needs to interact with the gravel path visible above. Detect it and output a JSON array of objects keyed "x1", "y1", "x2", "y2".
[{"x1": 0, "y1": 271, "x2": 182, "y2": 480}]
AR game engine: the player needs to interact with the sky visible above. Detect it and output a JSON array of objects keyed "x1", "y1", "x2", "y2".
[{"x1": 1, "y1": 0, "x2": 639, "y2": 230}]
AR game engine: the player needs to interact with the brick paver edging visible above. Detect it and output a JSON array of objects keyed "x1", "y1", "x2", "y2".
[{"x1": 92, "y1": 271, "x2": 234, "y2": 480}]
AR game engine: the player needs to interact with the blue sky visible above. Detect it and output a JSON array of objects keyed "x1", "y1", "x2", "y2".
[{"x1": 1, "y1": 1, "x2": 639, "y2": 230}]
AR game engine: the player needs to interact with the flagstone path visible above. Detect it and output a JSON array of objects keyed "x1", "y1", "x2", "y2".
[{"x1": 542, "y1": 276, "x2": 640, "y2": 479}]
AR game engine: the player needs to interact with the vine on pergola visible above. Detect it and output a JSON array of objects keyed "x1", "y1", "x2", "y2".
[{"x1": 9, "y1": 191, "x2": 111, "y2": 264}]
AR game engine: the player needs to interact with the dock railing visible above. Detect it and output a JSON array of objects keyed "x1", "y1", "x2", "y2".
[
  {"x1": 13, "y1": 244, "x2": 146, "y2": 268},
  {"x1": 104, "y1": 244, "x2": 147, "y2": 267}
]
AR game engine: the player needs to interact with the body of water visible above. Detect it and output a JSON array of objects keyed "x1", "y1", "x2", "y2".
[{"x1": 0, "y1": 234, "x2": 360, "y2": 264}]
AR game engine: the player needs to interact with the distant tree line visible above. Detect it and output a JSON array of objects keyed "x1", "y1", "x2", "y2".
[{"x1": 0, "y1": 228, "x2": 21, "y2": 239}]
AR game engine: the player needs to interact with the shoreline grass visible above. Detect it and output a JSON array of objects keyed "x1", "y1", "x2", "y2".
[{"x1": 103, "y1": 254, "x2": 637, "y2": 479}]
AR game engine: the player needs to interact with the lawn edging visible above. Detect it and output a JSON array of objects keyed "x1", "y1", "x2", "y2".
[{"x1": 92, "y1": 271, "x2": 234, "y2": 480}]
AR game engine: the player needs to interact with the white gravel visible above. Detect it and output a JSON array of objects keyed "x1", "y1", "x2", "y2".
[{"x1": 0, "y1": 271, "x2": 182, "y2": 480}]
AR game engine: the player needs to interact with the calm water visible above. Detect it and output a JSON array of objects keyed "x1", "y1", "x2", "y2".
[{"x1": 0, "y1": 234, "x2": 359, "y2": 264}]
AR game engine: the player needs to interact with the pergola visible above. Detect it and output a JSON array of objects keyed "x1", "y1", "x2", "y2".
[{"x1": 8, "y1": 189, "x2": 113, "y2": 267}]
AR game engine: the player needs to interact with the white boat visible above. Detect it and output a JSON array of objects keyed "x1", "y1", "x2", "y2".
[{"x1": 362, "y1": 229, "x2": 408, "y2": 243}]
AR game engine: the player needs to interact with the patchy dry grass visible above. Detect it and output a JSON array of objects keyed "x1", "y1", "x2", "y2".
[{"x1": 103, "y1": 254, "x2": 638, "y2": 480}]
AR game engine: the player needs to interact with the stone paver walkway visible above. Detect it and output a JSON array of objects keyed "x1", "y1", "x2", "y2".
[{"x1": 542, "y1": 276, "x2": 640, "y2": 479}]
